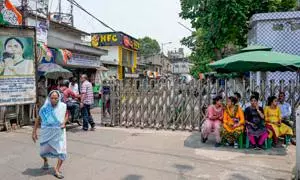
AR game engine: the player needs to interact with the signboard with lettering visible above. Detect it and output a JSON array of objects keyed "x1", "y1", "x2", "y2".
[
  {"x1": 27, "y1": 18, "x2": 48, "y2": 44},
  {"x1": 0, "y1": 27, "x2": 36, "y2": 105},
  {"x1": 67, "y1": 53, "x2": 101, "y2": 68},
  {"x1": 91, "y1": 32, "x2": 140, "y2": 51}
]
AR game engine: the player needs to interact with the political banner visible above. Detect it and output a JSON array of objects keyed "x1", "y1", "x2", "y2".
[
  {"x1": 0, "y1": 0, "x2": 22, "y2": 25},
  {"x1": 0, "y1": 27, "x2": 36, "y2": 106}
]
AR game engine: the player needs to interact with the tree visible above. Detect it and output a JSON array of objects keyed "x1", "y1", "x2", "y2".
[
  {"x1": 180, "y1": 0, "x2": 297, "y2": 76},
  {"x1": 138, "y1": 37, "x2": 161, "y2": 57}
]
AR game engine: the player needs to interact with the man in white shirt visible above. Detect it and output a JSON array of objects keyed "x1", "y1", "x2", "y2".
[
  {"x1": 69, "y1": 77, "x2": 79, "y2": 95},
  {"x1": 278, "y1": 92, "x2": 293, "y2": 127}
]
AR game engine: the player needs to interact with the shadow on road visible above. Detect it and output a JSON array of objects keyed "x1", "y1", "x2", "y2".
[
  {"x1": 22, "y1": 168, "x2": 52, "y2": 177},
  {"x1": 122, "y1": 174, "x2": 143, "y2": 180},
  {"x1": 184, "y1": 132, "x2": 288, "y2": 156},
  {"x1": 173, "y1": 164, "x2": 194, "y2": 180},
  {"x1": 227, "y1": 173, "x2": 252, "y2": 180}
]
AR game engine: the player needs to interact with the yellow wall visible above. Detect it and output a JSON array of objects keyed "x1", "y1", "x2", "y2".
[
  {"x1": 115, "y1": 46, "x2": 138, "y2": 80},
  {"x1": 118, "y1": 46, "x2": 123, "y2": 80}
]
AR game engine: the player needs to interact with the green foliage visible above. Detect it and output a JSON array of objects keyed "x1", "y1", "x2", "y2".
[
  {"x1": 138, "y1": 37, "x2": 161, "y2": 57},
  {"x1": 180, "y1": 0, "x2": 297, "y2": 75}
]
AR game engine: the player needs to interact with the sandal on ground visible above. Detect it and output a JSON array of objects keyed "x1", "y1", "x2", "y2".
[
  {"x1": 42, "y1": 163, "x2": 50, "y2": 170},
  {"x1": 54, "y1": 172, "x2": 64, "y2": 179}
]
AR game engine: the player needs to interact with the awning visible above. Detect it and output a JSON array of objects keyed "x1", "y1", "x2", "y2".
[
  {"x1": 55, "y1": 51, "x2": 102, "y2": 69},
  {"x1": 48, "y1": 36, "x2": 108, "y2": 56}
]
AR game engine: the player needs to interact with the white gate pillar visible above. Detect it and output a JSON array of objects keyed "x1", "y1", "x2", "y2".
[{"x1": 296, "y1": 106, "x2": 300, "y2": 180}]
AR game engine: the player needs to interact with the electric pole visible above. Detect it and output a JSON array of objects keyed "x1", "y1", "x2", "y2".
[
  {"x1": 58, "y1": 0, "x2": 61, "y2": 22},
  {"x1": 21, "y1": 0, "x2": 28, "y2": 26},
  {"x1": 70, "y1": 3, "x2": 74, "y2": 26}
]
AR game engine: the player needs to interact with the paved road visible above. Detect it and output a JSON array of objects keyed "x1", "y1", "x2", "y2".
[{"x1": 0, "y1": 125, "x2": 296, "y2": 180}]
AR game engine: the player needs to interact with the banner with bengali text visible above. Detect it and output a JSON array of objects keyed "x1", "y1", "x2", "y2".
[{"x1": 0, "y1": 27, "x2": 36, "y2": 105}]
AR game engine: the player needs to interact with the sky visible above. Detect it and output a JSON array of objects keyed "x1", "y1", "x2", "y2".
[{"x1": 49, "y1": 0, "x2": 193, "y2": 56}]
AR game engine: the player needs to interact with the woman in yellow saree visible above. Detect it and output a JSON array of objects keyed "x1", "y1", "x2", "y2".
[
  {"x1": 222, "y1": 96, "x2": 245, "y2": 148},
  {"x1": 264, "y1": 96, "x2": 293, "y2": 146}
]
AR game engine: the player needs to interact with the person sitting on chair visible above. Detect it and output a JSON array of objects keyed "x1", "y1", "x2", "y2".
[
  {"x1": 244, "y1": 95, "x2": 268, "y2": 150},
  {"x1": 201, "y1": 96, "x2": 224, "y2": 147},
  {"x1": 222, "y1": 96, "x2": 245, "y2": 148},
  {"x1": 264, "y1": 96, "x2": 293, "y2": 147},
  {"x1": 59, "y1": 80, "x2": 81, "y2": 126},
  {"x1": 278, "y1": 92, "x2": 293, "y2": 128}
]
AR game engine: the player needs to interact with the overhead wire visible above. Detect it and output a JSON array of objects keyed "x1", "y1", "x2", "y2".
[{"x1": 65, "y1": 0, "x2": 116, "y2": 32}]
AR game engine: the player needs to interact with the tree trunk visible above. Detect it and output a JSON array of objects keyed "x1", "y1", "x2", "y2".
[{"x1": 213, "y1": 48, "x2": 222, "y2": 60}]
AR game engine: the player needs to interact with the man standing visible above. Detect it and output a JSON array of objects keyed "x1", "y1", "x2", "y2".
[
  {"x1": 278, "y1": 92, "x2": 293, "y2": 127},
  {"x1": 80, "y1": 74, "x2": 95, "y2": 131}
]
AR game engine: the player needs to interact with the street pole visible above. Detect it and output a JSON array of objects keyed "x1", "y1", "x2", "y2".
[
  {"x1": 297, "y1": 106, "x2": 300, "y2": 180},
  {"x1": 70, "y1": 3, "x2": 74, "y2": 26},
  {"x1": 21, "y1": 0, "x2": 27, "y2": 26},
  {"x1": 58, "y1": 0, "x2": 61, "y2": 22}
]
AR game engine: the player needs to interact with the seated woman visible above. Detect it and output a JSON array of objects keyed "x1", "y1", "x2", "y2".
[
  {"x1": 264, "y1": 96, "x2": 293, "y2": 147},
  {"x1": 222, "y1": 96, "x2": 245, "y2": 148},
  {"x1": 244, "y1": 95, "x2": 268, "y2": 149},
  {"x1": 201, "y1": 96, "x2": 224, "y2": 147}
]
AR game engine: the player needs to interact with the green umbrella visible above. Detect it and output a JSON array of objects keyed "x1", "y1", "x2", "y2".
[
  {"x1": 44, "y1": 67, "x2": 73, "y2": 79},
  {"x1": 240, "y1": 45, "x2": 272, "y2": 52},
  {"x1": 208, "y1": 51, "x2": 300, "y2": 73}
]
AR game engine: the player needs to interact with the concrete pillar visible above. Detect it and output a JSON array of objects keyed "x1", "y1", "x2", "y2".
[{"x1": 297, "y1": 106, "x2": 300, "y2": 180}]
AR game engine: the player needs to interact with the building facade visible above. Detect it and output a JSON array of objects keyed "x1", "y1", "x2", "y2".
[
  {"x1": 91, "y1": 32, "x2": 140, "y2": 79},
  {"x1": 248, "y1": 11, "x2": 300, "y2": 87},
  {"x1": 168, "y1": 48, "x2": 193, "y2": 74}
]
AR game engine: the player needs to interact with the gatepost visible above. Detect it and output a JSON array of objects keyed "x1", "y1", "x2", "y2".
[{"x1": 297, "y1": 106, "x2": 300, "y2": 180}]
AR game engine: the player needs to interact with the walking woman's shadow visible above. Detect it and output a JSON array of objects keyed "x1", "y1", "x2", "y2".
[{"x1": 22, "y1": 168, "x2": 53, "y2": 177}]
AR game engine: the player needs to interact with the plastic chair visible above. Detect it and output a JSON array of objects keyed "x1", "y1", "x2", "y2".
[
  {"x1": 221, "y1": 132, "x2": 244, "y2": 148},
  {"x1": 238, "y1": 133, "x2": 244, "y2": 149}
]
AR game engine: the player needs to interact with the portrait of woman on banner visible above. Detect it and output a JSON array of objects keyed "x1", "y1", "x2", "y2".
[{"x1": 0, "y1": 37, "x2": 34, "y2": 76}]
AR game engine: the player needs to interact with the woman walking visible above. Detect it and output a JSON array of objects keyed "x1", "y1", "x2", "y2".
[{"x1": 32, "y1": 90, "x2": 68, "y2": 179}]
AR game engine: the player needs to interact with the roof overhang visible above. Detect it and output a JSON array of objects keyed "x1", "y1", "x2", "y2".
[{"x1": 48, "y1": 36, "x2": 107, "y2": 56}]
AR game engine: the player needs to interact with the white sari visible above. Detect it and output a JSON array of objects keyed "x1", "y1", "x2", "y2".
[{"x1": 39, "y1": 91, "x2": 67, "y2": 160}]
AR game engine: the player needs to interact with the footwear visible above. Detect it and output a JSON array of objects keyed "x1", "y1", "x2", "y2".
[
  {"x1": 201, "y1": 136, "x2": 208, "y2": 143},
  {"x1": 82, "y1": 128, "x2": 88, "y2": 131},
  {"x1": 54, "y1": 172, "x2": 64, "y2": 179},
  {"x1": 75, "y1": 120, "x2": 82, "y2": 126},
  {"x1": 250, "y1": 144, "x2": 257, "y2": 149},
  {"x1": 254, "y1": 146, "x2": 261, "y2": 150},
  {"x1": 258, "y1": 145, "x2": 265, "y2": 150},
  {"x1": 291, "y1": 138, "x2": 296, "y2": 146},
  {"x1": 234, "y1": 142, "x2": 238, "y2": 149},
  {"x1": 42, "y1": 162, "x2": 50, "y2": 170},
  {"x1": 215, "y1": 143, "x2": 221, "y2": 147},
  {"x1": 90, "y1": 124, "x2": 96, "y2": 131}
]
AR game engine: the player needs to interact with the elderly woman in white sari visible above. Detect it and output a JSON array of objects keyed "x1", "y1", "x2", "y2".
[{"x1": 32, "y1": 90, "x2": 68, "y2": 179}]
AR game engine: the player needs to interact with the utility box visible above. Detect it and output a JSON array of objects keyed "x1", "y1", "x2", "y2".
[{"x1": 248, "y1": 11, "x2": 300, "y2": 88}]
